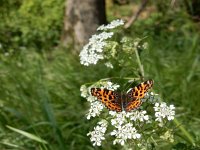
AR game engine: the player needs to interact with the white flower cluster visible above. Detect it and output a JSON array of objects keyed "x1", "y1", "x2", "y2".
[
  {"x1": 97, "y1": 19, "x2": 124, "y2": 31},
  {"x1": 80, "y1": 19, "x2": 124, "y2": 67},
  {"x1": 80, "y1": 32, "x2": 113, "y2": 66},
  {"x1": 109, "y1": 111, "x2": 128, "y2": 127},
  {"x1": 154, "y1": 102, "x2": 175, "y2": 122},
  {"x1": 86, "y1": 101, "x2": 104, "y2": 120},
  {"x1": 111, "y1": 123, "x2": 141, "y2": 145},
  {"x1": 80, "y1": 85, "x2": 88, "y2": 98},
  {"x1": 109, "y1": 111, "x2": 144, "y2": 145},
  {"x1": 129, "y1": 110, "x2": 149, "y2": 122},
  {"x1": 87, "y1": 120, "x2": 108, "y2": 146}
]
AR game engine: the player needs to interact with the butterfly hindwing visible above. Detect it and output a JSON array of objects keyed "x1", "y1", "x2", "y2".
[
  {"x1": 91, "y1": 88, "x2": 122, "y2": 112},
  {"x1": 125, "y1": 99, "x2": 142, "y2": 112}
]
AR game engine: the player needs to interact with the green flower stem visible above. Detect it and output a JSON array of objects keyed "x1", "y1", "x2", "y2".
[
  {"x1": 135, "y1": 48, "x2": 144, "y2": 78},
  {"x1": 173, "y1": 118, "x2": 195, "y2": 146},
  {"x1": 150, "y1": 136, "x2": 158, "y2": 146}
]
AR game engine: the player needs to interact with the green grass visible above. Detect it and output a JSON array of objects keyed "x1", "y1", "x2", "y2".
[
  {"x1": 0, "y1": 49, "x2": 121, "y2": 149},
  {"x1": 0, "y1": 4, "x2": 200, "y2": 150}
]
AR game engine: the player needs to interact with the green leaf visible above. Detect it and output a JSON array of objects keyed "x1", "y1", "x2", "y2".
[{"x1": 6, "y1": 125, "x2": 48, "y2": 144}]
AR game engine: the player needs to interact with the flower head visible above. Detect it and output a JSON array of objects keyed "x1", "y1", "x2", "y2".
[
  {"x1": 80, "y1": 19, "x2": 125, "y2": 66},
  {"x1": 111, "y1": 123, "x2": 141, "y2": 145},
  {"x1": 110, "y1": 111, "x2": 128, "y2": 128},
  {"x1": 129, "y1": 110, "x2": 149, "y2": 122},
  {"x1": 79, "y1": 32, "x2": 113, "y2": 66},
  {"x1": 87, "y1": 120, "x2": 108, "y2": 146},
  {"x1": 80, "y1": 85, "x2": 88, "y2": 98},
  {"x1": 154, "y1": 102, "x2": 175, "y2": 122},
  {"x1": 86, "y1": 101, "x2": 104, "y2": 120}
]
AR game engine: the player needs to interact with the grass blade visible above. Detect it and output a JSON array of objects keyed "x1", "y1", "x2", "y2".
[{"x1": 6, "y1": 125, "x2": 48, "y2": 144}]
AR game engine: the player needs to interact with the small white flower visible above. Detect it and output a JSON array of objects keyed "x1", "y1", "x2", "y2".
[
  {"x1": 109, "y1": 110, "x2": 117, "y2": 116},
  {"x1": 105, "y1": 62, "x2": 114, "y2": 68},
  {"x1": 130, "y1": 110, "x2": 149, "y2": 122},
  {"x1": 110, "y1": 111, "x2": 127, "y2": 127},
  {"x1": 133, "y1": 41, "x2": 139, "y2": 47},
  {"x1": 86, "y1": 95, "x2": 97, "y2": 102},
  {"x1": 97, "y1": 19, "x2": 124, "y2": 31},
  {"x1": 86, "y1": 101, "x2": 104, "y2": 120},
  {"x1": 142, "y1": 42, "x2": 148, "y2": 49},
  {"x1": 111, "y1": 123, "x2": 141, "y2": 145},
  {"x1": 87, "y1": 120, "x2": 108, "y2": 146},
  {"x1": 80, "y1": 85, "x2": 88, "y2": 98},
  {"x1": 150, "y1": 92, "x2": 159, "y2": 96},
  {"x1": 113, "y1": 138, "x2": 125, "y2": 145},
  {"x1": 143, "y1": 92, "x2": 159, "y2": 103},
  {"x1": 101, "y1": 81, "x2": 120, "y2": 91},
  {"x1": 154, "y1": 102, "x2": 175, "y2": 122}
]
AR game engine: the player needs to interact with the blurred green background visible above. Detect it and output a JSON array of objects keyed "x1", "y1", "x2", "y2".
[{"x1": 0, "y1": 0, "x2": 200, "y2": 149}]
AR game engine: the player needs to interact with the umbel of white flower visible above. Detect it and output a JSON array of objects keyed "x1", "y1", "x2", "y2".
[
  {"x1": 86, "y1": 101, "x2": 104, "y2": 120},
  {"x1": 87, "y1": 120, "x2": 108, "y2": 146},
  {"x1": 79, "y1": 19, "x2": 124, "y2": 66},
  {"x1": 111, "y1": 123, "x2": 141, "y2": 145},
  {"x1": 154, "y1": 102, "x2": 175, "y2": 122}
]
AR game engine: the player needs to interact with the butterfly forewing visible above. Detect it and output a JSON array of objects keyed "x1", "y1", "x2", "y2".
[
  {"x1": 91, "y1": 88, "x2": 122, "y2": 112},
  {"x1": 126, "y1": 79, "x2": 154, "y2": 111},
  {"x1": 125, "y1": 99, "x2": 142, "y2": 111},
  {"x1": 127, "y1": 79, "x2": 154, "y2": 100}
]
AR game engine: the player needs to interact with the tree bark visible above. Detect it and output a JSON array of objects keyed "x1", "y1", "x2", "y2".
[{"x1": 62, "y1": 0, "x2": 107, "y2": 49}]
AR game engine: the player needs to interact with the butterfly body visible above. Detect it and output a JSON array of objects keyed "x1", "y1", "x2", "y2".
[{"x1": 91, "y1": 80, "x2": 154, "y2": 112}]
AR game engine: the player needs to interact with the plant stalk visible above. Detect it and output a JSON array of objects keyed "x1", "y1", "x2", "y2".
[{"x1": 135, "y1": 48, "x2": 145, "y2": 79}]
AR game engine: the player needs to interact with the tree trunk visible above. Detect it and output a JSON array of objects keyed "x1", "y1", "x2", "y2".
[{"x1": 62, "y1": 0, "x2": 107, "y2": 49}]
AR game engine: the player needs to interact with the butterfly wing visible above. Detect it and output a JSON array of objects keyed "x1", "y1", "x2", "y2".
[
  {"x1": 127, "y1": 79, "x2": 154, "y2": 100},
  {"x1": 125, "y1": 99, "x2": 142, "y2": 112},
  {"x1": 126, "y1": 79, "x2": 154, "y2": 111},
  {"x1": 91, "y1": 88, "x2": 122, "y2": 112}
]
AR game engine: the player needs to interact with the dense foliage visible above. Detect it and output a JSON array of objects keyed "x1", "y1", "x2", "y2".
[
  {"x1": 0, "y1": 0, "x2": 200, "y2": 149},
  {"x1": 0, "y1": 0, "x2": 64, "y2": 52}
]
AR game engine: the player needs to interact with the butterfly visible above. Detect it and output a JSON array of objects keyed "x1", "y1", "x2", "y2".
[{"x1": 91, "y1": 79, "x2": 154, "y2": 112}]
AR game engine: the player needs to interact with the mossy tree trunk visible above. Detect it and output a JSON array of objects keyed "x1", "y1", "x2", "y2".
[{"x1": 62, "y1": 0, "x2": 107, "y2": 50}]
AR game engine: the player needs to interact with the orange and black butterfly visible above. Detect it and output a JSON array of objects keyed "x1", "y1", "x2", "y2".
[{"x1": 91, "y1": 80, "x2": 154, "y2": 112}]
